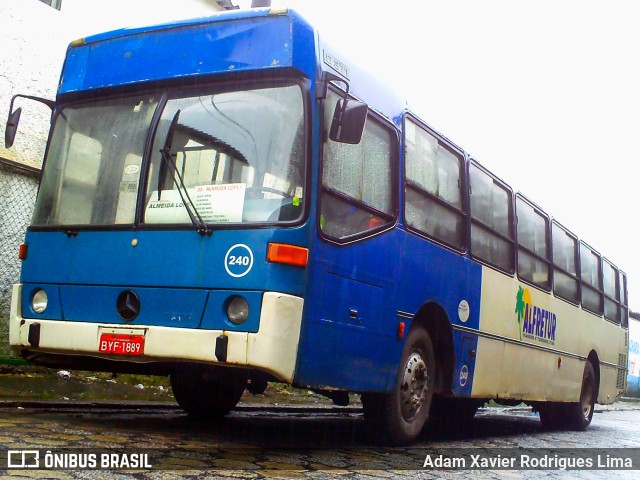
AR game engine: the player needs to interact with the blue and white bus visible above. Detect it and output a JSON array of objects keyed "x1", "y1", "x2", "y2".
[{"x1": 6, "y1": 7, "x2": 629, "y2": 445}]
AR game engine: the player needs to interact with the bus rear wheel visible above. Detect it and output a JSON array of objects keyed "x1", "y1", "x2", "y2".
[
  {"x1": 362, "y1": 327, "x2": 435, "y2": 445},
  {"x1": 564, "y1": 360, "x2": 597, "y2": 430},
  {"x1": 538, "y1": 361, "x2": 597, "y2": 431},
  {"x1": 170, "y1": 364, "x2": 247, "y2": 418}
]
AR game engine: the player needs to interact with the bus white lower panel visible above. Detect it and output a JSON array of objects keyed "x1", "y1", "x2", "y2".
[
  {"x1": 471, "y1": 266, "x2": 626, "y2": 404},
  {"x1": 10, "y1": 284, "x2": 303, "y2": 383}
]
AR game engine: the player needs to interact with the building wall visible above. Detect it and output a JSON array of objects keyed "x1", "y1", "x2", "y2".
[{"x1": 0, "y1": 0, "x2": 66, "y2": 169}]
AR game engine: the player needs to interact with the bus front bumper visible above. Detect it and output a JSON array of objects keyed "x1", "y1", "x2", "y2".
[{"x1": 9, "y1": 284, "x2": 303, "y2": 383}]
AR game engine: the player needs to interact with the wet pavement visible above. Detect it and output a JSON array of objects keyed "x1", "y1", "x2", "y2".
[{"x1": 0, "y1": 397, "x2": 639, "y2": 479}]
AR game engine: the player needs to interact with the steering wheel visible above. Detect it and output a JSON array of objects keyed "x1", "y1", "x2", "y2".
[{"x1": 246, "y1": 186, "x2": 293, "y2": 199}]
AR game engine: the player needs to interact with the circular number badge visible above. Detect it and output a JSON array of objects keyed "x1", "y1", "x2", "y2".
[
  {"x1": 224, "y1": 244, "x2": 254, "y2": 278},
  {"x1": 459, "y1": 365, "x2": 469, "y2": 387}
]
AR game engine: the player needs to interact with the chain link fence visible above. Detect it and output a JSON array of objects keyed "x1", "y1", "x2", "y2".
[{"x1": 0, "y1": 161, "x2": 38, "y2": 359}]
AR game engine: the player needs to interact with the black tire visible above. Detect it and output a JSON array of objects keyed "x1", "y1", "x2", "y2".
[
  {"x1": 564, "y1": 361, "x2": 597, "y2": 430},
  {"x1": 362, "y1": 328, "x2": 435, "y2": 445},
  {"x1": 170, "y1": 364, "x2": 247, "y2": 418},
  {"x1": 538, "y1": 361, "x2": 597, "y2": 431}
]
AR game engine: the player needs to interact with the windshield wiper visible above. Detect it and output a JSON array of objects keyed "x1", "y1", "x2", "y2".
[{"x1": 158, "y1": 110, "x2": 211, "y2": 236}]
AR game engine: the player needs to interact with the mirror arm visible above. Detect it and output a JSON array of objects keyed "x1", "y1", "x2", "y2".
[
  {"x1": 316, "y1": 71, "x2": 349, "y2": 101},
  {"x1": 317, "y1": 71, "x2": 352, "y2": 136},
  {"x1": 8, "y1": 94, "x2": 55, "y2": 114},
  {"x1": 5, "y1": 94, "x2": 55, "y2": 148}
]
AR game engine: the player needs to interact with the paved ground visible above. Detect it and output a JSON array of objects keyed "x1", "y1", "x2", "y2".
[{"x1": 0, "y1": 399, "x2": 639, "y2": 479}]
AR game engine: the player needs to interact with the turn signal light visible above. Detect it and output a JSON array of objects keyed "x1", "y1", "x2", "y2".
[
  {"x1": 397, "y1": 322, "x2": 405, "y2": 339},
  {"x1": 267, "y1": 243, "x2": 308, "y2": 268},
  {"x1": 18, "y1": 243, "x2": 28, "y2": 260}
]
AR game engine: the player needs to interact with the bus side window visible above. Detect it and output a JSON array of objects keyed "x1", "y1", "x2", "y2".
[
  {"x1": 603, "y1": 259, "x2": 621, "y2": 323},
  {"x1": 469, "y1": 162, "x2": 515, "y2": 273},
  {"x1": 516, "y1": 195, "x2": 551, "y2": 290},
  {"x1": 552, "y1": 221, "x2": 580, "y2": 304},
  {"x1": 404, "y1": 118, "x2": 466, "y2": 250},
  {"x1": 320, "y1": 91, "x2": 395, "y2": 241},
  {"x1": 580, "y1": 242, "x2": 604, "y2": 315}
]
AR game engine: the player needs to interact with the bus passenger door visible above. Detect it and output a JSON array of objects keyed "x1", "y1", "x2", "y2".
[{"x1": 295, "y1": 93, "x2": 401, "y2": 392}]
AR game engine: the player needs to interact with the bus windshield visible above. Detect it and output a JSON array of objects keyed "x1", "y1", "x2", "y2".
[{"x1": 32, "y1": 83, "x2": 306, "y2": 227}]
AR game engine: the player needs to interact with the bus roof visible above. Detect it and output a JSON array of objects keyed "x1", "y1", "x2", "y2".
[
  {"x1": 59, "y1": 8, "x2": 406, "y2": 125},
  {"x1": 80, "y1": 7, "x2": 282, "y2": 46}
]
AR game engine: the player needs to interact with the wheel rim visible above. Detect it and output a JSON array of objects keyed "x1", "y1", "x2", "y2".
[
  {"x1": 400, "y1": 352, "x2": 429, "y2": 420},
  {"x1": 581, "y1": 377, "x2": 594, "y2": 419}
]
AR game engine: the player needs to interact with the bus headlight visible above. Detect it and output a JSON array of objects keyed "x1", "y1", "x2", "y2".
[
  {"x1": 32, "y1": 289, "x2": 48, "y2": 314},
  {"x1": 226, "y1": 296, "x2": 249, "y2": 325}
]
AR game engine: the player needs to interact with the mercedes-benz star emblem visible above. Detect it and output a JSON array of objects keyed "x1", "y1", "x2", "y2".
[{"x1": 116, "y1": 290, "x2": 140, "y2": 322}]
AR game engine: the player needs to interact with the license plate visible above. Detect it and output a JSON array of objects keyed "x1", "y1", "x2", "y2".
[{"x1": 99, "y1": 334, "x2": 145, "y2": 356}]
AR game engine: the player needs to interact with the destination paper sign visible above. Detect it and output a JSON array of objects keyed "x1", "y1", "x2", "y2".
[{"x1": 145, "y1": 184, "x2": 245, "y2": 224}]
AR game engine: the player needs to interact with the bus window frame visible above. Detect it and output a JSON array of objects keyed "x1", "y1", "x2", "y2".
[
  {"x1": 318, "y1": 85, "x2": 399, "y2": 246},
  {"x1": 579, "y1": 240, "x2": 605, "y2": 316},
  {"x1": 468, "y1": 159, "x2": 516, "y2": 275},
  {"x1": 402, "y1": 112, "x2": 468, "y2": 254},
  {"x1": 515, "y1": 193, "x2": 552, "y2": 292},
  {"x1": 603, "y1": 257, "x2": 622, "y2": 325},
  {"x1": 619, "y1": 269, "x2": 629, "y2": 328},
  {"x1": 550, "y1": 219, "x2": 582, "y2": 306}
]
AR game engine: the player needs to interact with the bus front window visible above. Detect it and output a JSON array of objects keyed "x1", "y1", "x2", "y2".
[
  {"x1": 144, "y1": 83, "x2": 305, "y2": 226},
  {"x1": 33, "y1": 96, "x2": 159, "y2": 226},
  {"x1": 32, "y1": 83, "x2": 305, "y2": 229}
]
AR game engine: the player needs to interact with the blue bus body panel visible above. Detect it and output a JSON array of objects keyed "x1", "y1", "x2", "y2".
[
  {"x1": 59, "y1": 11, "x2": 318, "y2": 96},
  {"x1": 61, "y1": 17, "x2": 292, "y2": 93},
  {"x1": 21, "y1": 229, "x2": 309, "y2": 291},
  {"x1": 20, "y1": 228, "x2": 310, "y2": 332},
  {"x1": 297, "y1": 229, "x2": 482, "y2": 393},
  {"x1": 21, "y1": 283, "x2": 264, "y2": 332},
  {"x1": 82, "y1": 8, "x2": 278, "y2": 44}
]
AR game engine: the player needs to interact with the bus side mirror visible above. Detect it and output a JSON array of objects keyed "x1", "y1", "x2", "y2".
[
  {"x1": 5, "y1": 107, "x2": 22, "y2": 148},
  {"x1": 5, "y1": 94, "x2": 55, "y2": 148},
  {"x1": 329, "y1": 99, "x2": 368, "y2": 145}
]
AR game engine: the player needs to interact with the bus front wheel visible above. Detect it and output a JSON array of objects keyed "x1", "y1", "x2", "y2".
[
  {"x1": 362, "y1": 327, "x2": 435, "y2": 445},
  {"x1": 170, "y1": 364, "x2": 247, "y2": 418}
]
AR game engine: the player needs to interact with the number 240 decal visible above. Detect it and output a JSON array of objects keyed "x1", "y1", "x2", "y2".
[
  {"x1": 227, "y1": 255, "x2": 251, "y2": 266},
  {"x1": 224, "y1": 244, "x2": 254, "y2": 277}
]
